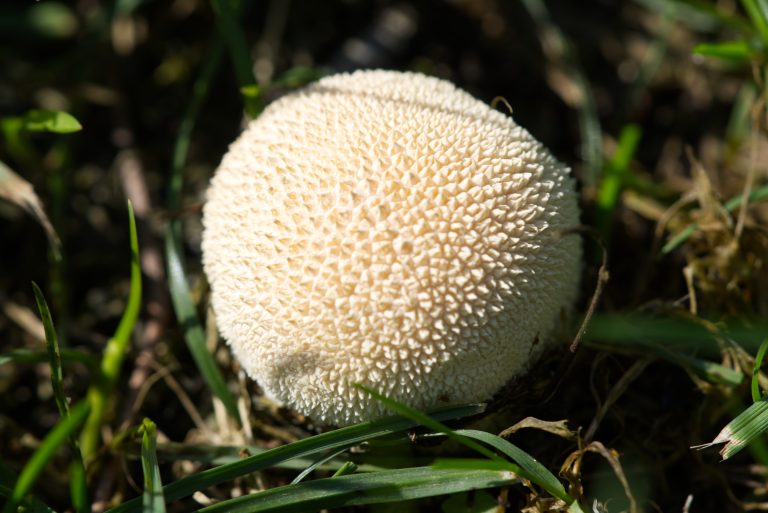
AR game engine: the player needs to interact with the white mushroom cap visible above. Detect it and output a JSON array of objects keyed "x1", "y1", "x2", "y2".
[{"x1": 202, "y1": 70, "x2": 581, "y2": 426}]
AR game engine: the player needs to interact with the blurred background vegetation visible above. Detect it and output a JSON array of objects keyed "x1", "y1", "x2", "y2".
[{"x1": 1, "y1": 0, "x2": 768, "y2": 512}]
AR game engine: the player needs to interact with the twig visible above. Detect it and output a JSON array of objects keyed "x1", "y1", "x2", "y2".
[
  {"x1": 556, "y1": 226, "x2": 609, "y2": 353},
  {"x1": 584, "y1": 356, "x2": 654, "y2": 442}
]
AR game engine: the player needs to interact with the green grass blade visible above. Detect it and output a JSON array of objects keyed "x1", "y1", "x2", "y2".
[
  {"x1": 730, "y1": 399, "x2": 768, "y2": 465},
  {"x1": 271, "y1": 66, "x2": 324, "y2": 88},
  {"x1": 741, "y1": 0, "x2": 768, "y2": 42},
  {"x1": 69, "y1": 458, "x2": 89, "y2": 513},
  {"x1": 0, "y1": 348, "x2": 97, "y2": 369},
  {"x1": 81, "y1": 200, "x2": 142, "y2": 459},
  {"x1": 660, "y1": 225, "x2": 698, "y2": 254},
  {"x1": 164, "y1": 236, "x2": 240, "y2": 424},
  {"x1": 110, "y1": 201, "x2": 143, "y2": 350},
  {"x1": 726, "y1": 83, "x2": 757, "y2": 144},
  {"x1": 586, "y1": 313, "x2": 768, "y2": 357},
  {"x1": 0, "y1": 463, "x2": 58, "y2": 513},
  {"x1": 140, "y1": 419, "x2": 166, "y2": 513},
  {"x1": 693, "y1": 40, "x2": 756, "y2": 61},
  {"x1": 432, "y1": 457, "x2": 589, "y2": 512},
  {"x1": 164, "y1": 16, "x2": 242, "y2": 426},
  {"x1": 149, "y1": 442, "x2": 413, "y2": 471},
  {"x1": 591, "y1": 327, "x2": 745, "y2": 386},
  {"x1": 455, "y1": 429, "x2": 570, "y2": 502},
  {"x1": 723, "y1": 183, "x2": 768, "y2": 209},
  {"x1": 596, "y1": 124, "x2": 642, "y2": 240},
  {"x1": 520, "y1": 0, "x2": 603, "y2": 185},
  {"x1": 753, "y1": 338, "x2": 768, "y2": 402},
  {"x1": 31, "y1": 282, "x2": 90, "y2": 512},
  {"x1": 695, "y1": 398, "x2": 768, "y2": 460},
  {"x1": 357, "y1": 386, "x2": 577, "y2": 505},
  {"x1": 661, "y1": 351, "x2": 744, "y2": 386},
  {"x1": 432, "y1": 458, "x2": 517, "y2": 471},
  {"x1": 623, "y1": 7, "x2": 672, "y2": 117},
  {"x1": 196, "y1": 466, "x2": 518, "y2": 513},
  {"x1": 355, "y1": 385, "x2": 505, "y2": 465},
  {"x1": 210, "y1": 0, "x2": 260, "y2": 117},
  {"x1": 662, "y1": 183, "x2": 768, "y2": 253},
  {"x1": 291, "y1": 448, "x2": 349, "y2": 485},
  {"x1": 105, "y1": 403, "x2": 484, "y2": 513},
  {"x1": 31, "y1": 282, "x2": 69, "y2": 419},
  {"x1": 331, "y1": 461, "x2": 357, "y2": 478},
  {"x1": 1, "y1": 401, "x2": 90, "y2": 513},
  {"x1": 0, "y1": 485, "x2": 57, "y2": 513},
  {"x1": 633, "y1": 0, "x2": 753, "y2": 32},
  {"x1": 18, "y1": 109, "x2": 82, "y2": 134}
]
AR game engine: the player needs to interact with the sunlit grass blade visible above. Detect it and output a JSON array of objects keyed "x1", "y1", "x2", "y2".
[
  {"x1": 105, "y1": 403, "x2": 484, "y2": 513},
  {"x1": 140, "y1": 419, "x2": 166, "y2": 513},
  {"x1": 81, "y1": 200, "x2": 142, "y2": 459},
  {"x1": 196, "y1": 466, "x2": 518, "y2": 513},
  {"x1": 752, "y1": 338, "x2": 768, "y2": 402},
  {"x1": 693, "y1": 40, "x2": 756, "y2": 61},
  {"x1": 661, "y1": 183, "x2": 768, "y2": 253},
  {"x1": 694, "y1": 398, "x2": 768, "y2": 460},
  {"x1": 596, "y1": 124, "x2": 642, "y2": 240},
  {"x1": 18, "y1": 109, "x2": 82, "y2": 134},
  {"x1": 1, "y1": 401, "x2": 90, "y2": 513}
]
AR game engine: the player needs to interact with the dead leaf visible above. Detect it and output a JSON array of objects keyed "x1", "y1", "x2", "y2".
[
  {"x1": 500, "y1": 417, "x2": 578, "y2": 442},
  {"x1": 560, "y1": 441, "x2": 639, "y2": 513},
  {"x1": 0, "y1": 160, "x2": 61, "y2": 260}
]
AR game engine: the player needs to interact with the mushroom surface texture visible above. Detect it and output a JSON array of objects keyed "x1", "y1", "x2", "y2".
[{"x1": 202, "y1": 70, "x2": 582, "y2": 426}]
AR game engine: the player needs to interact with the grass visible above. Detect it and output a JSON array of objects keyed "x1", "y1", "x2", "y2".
[
  {"x1": 2, "y1": 0, "x2": 768, "y2": 512},
  {"x1": 80, "y1": 201, "x2": 142, "y2": 460}
]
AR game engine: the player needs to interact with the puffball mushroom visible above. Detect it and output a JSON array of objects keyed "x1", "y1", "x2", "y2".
[{"x1": 202, "y1": 70, "x2": 581, "y2": 426}]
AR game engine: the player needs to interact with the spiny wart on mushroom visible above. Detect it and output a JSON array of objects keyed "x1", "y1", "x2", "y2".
[{"x1": 202, "y1": 69, "x2": 582, "y2": 426}]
